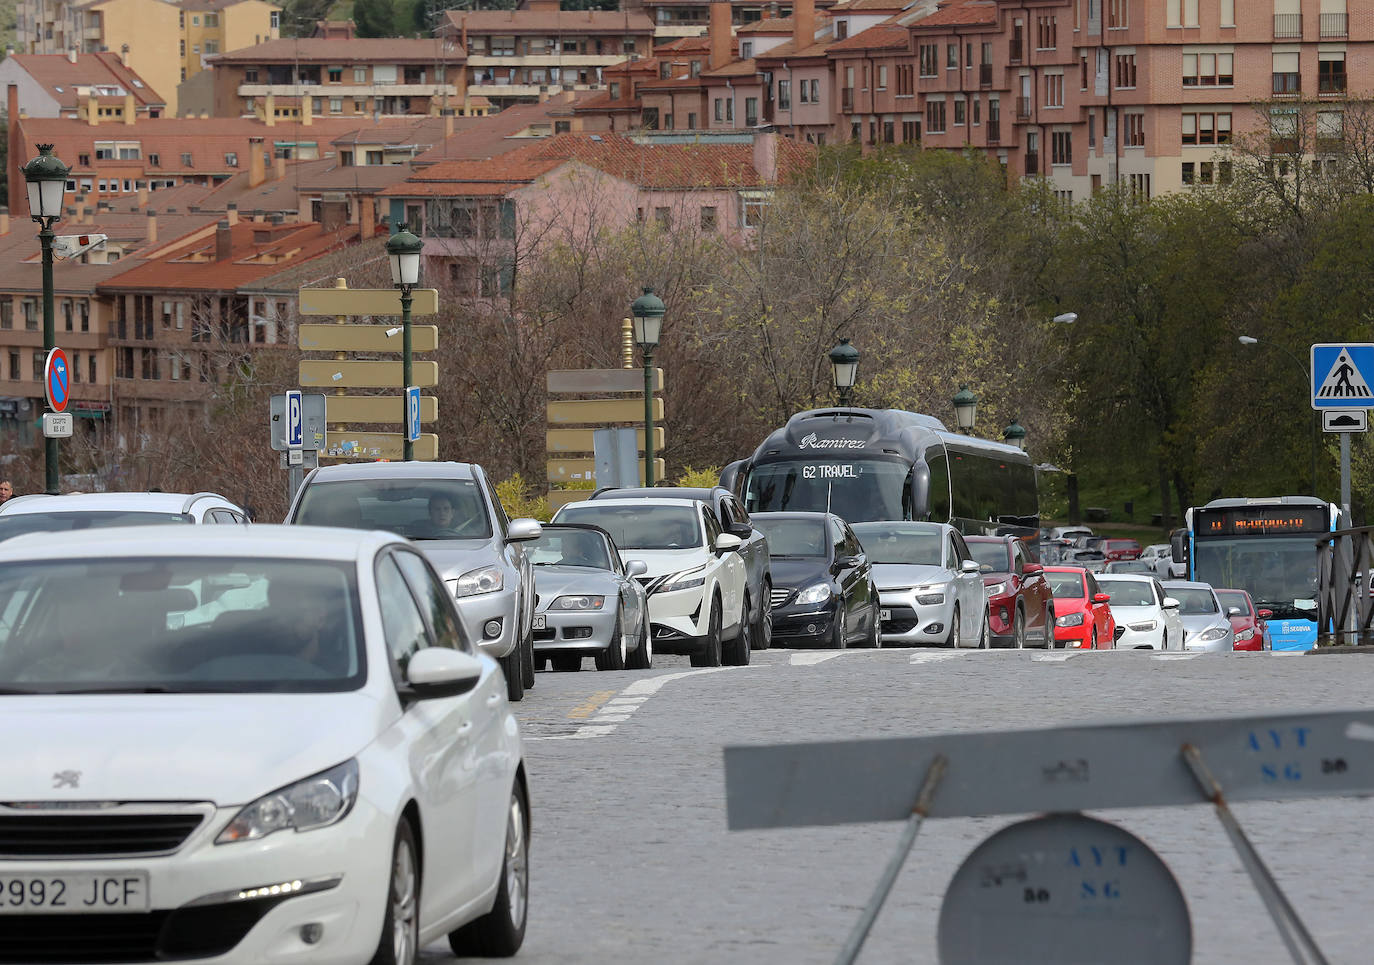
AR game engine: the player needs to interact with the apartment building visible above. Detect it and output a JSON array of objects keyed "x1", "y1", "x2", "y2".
[
  {"x1": 0, "y1": 49, "x2": 166, "y2": 119},
  {"x1": 179, "y1": 0, "x2": 281, "y2": 83},
  {"x1": 438, "y1": 0, "x2": 656, "y2": 109},
  {"x1": 632, "y1": 0, "x2": 839, "y2": 40},
  {"x1": 206, "y1": 37, "x2": 469, "y2": 120}
]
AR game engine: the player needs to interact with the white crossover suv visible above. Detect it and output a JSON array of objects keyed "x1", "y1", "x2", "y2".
[{"x1": 553, "y1": 497, "x2": 751, "y2": 666}]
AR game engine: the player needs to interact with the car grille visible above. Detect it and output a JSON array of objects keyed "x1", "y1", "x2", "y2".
[
  {"x1": 0, "y1": 897, "x2": 285, "y2": 963},
  {"x1": 1114, "y1": 626, "x2": 1126, "y2": 640},
  {"x1": 0, "y1": 807, "x2": 207, "y2": 858},
  {"x1": 881, "y1": 606, "x2": 919, "y2": 634},
  {"x1": 770, "y1": 587, "x2": 792, "y2": 609}
]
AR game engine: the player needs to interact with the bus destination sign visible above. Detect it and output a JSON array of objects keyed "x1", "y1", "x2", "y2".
[{"x1": 1199, "y1": 507, "x2": 1329, "y2": 537}]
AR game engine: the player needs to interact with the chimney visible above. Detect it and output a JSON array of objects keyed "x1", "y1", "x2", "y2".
[
  {"x1": 5, "y1": 87, "x2": 16, "y2": 215},
  {"x1": 793, "y1": 0, "x2": 815, "y2": 51},
  {"x1": 146, "y1": 209, "x2": 157, "y2": 244},
  {"x1": 226, "y1": 202, "x2": 238, "y2": 226},
  {"x1": 120, "y1": 44, "x2": 130, "y2": 67},
  {"x1": 273, "y1": 154, "x2": 286, "y2": 181},
  {"x1": 709, "y1": 2, "x2": 732, "y2": 71},
  {"x1": 253, "y1": 208, "x2": 265, "y2": 222},
  {"x1": 123, "y1": 92, "x2": 135, "y2": 124},
  {"x1": 0, "y1": 206, "x2": 8, "y2": 235},
  {"x1": 753, "y1": 130, "x2": 778, "y2": 182},
  {"x1": 359, "y1": 195, "x2": 376, "y2": 240},
  {"x1": 136, "y1": 184, "x2": 147, "y2": 207},
  {"x1": 215, "y1": 220, "x2": 233, "y2": 261},
  {"x1": 248, "y1": 137, "x2": 266, "y2": 188},
  {"x1": 264, "y1": 92, "x2": 275, "y2": 127},
  {"x1": 67, "y1": 45, "x2": 77, "y2": 64},
  {"x1": 444, "y1": 110, "x2": 453, "y2": 137},
  {"x1": 319, "y1": 197, "x2": 347, "y2": 233},
  {"x1": 84, "y1": 92, "x2": 97, "y2": 126}
]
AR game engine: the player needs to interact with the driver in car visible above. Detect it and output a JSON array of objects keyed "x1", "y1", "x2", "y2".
[{"x1": 417, "y1": 493, "x2": 463, "y2": 538}]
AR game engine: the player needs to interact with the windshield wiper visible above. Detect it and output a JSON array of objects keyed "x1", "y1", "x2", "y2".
[
  {"x1": 0, "y1": 687, "x2": 39, "y2": 694},
  {"x1": 48, "y1": 685, "x2": 178, "y2": 695}
]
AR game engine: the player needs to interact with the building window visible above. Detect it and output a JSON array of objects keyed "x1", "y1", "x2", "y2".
[
  {"x1": 654, "y1": 207, "x2": 671, "y2": 229},
  {"x1": 1319, "y1": 54, "x2": 1346, "y2": 94},
  {"x1": 1183, "y1": 51, "x2": 1234, "y2": 86},
  {"x1": 32, "y1": 351, "x2": 44, "y2": 381},
  {"x1": 799, "y1": 79, "x2": 810, "y2": 104},
  {"x1": 1181, "y1": 111, "x2": 1231, "y2": 145},
  {"x1": 778, "y1": 80, "x2": 790, "y2": 110},
  {"x1": 954, "y1": 98, "x2": 966, "y2": 124},
  {"x1": 330, "y1": 98, "x2": 342, "y2": 113},
  {"x1": 700, "y1": 206, "x2": 717, "y2": 230},
  {"x1": 809, "y1": 79, "x2": 819, "y2": 102},
  {"x1": 919, "y1": 44, "x2": 938, "y2": 77},
  {"x1": 1045, "y1": 74, "x2": 1063, "y2": 107},
  {"x1": 946, "y1": 44, "x2": 958, "y2": 69},
  {"x1": 1125, "y1": 113, "x2": 1145, "y2": 147},
  {"x1": 902, "y1": 120, "x2": 919, "y2": 143},
  {"x1": 744, "y1": 97, "x2": 758, "y2": 126},
  {"x1": 244, "y1": 68, "x2": 258, "y2": 83},
  {"x1": 182, "y1": 152, "x2": 193, "y2": 166},
  {"x1": 89, "y1": 354, "x2": 97, "y2": 383},
  {"x1": 741, "y1": 41, "x2": 753, "y2": 58},
  {"x1": 62, "y1": 299, "x2": 73, "y2": 331},
  {"x1": 0, "y1": 300, "x2": 11, "y2": 330},
  {"x1": 877, "y1": 65, "x2": 887, "y2": 90},
  {"x1": 354, "y1": 67, "x2": 367, "y2": 83},
  {"x1": 926, "y1": 100, "x2": 946, "y2": 133},
  {"x1": 1107, "y1": 0, "x2": 1128, "y2": 28},
  {"x1": 1036, "y1": 15, "x2": 1057, "y2": 50},
  {"x1": 1051, "y1": 130, "x2": 1072, "y2": 164},
  {"x1": 80, "y1": 299, "x2": 89, "y2": 332},
  {"x1": 7, "y1": 352, "x2": 16, "y2": 381},
  {"x1": 1115, "y1": 53, "x2": 1136, "y2": 88},
  {"x1": 271, "y1": 10, "x2": 279, "y2": 28},
  {"x1": 896, "y1": 64, "x2": 913, "y2": 96},
  {"x1": 883, "y1": 119, "x2": 895, "y2": 143},
  {"x1": 740, "y1": 193, "x2": 768, "y2": 228},
  {"x1": 71, "y1": 352, "x2": 80, "y2": 383},
  {"x1": 22, "y1": 299, "x2": 36, "y2": 331},
  {"x1": 225, "y1": 152, "x2": 238, "y2": 166},
  {"x1": 328, "y1": 67, "x2": 342, "y2": 83},
  {"x1": 714, "y1": 98, "x2": 723, "y2": 122}
]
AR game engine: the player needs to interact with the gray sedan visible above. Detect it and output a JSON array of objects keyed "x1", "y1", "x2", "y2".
[
  {"x1": 1161, "y1": 580, "x2": 1236, "y2": 652},
  {"x1": 529, "y1": 524, "x2": 651, "y2": 672}
]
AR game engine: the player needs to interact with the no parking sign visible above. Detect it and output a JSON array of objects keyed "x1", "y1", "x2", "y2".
[{"x1": 44, "y1": 348, "x2": 69, "y2": 413}]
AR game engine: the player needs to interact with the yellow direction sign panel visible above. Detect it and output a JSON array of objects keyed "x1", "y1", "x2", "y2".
[
  {"x1": 299, "y1": 288, "x2": 439, "y2": 316},
  {"x1": 548, "y1": 458, "x2": 665, "y2": 485},
  {"x1": 300, "y1": 360, "x2": 439, "y2": 389},
  {"x1": 547, "y1": 398, "x2": 663, "y2": 425},
  {"x1": 546, "y1": 427, "x2": 663, "y2": 454},
  {"x1": 547, "y1": 368, "x2": 663, "y2": 394},
  {"x1": 299, "y1": 324, "x2": 439, "y2": 354},
  {"x1": 548, "y1": 490, "x2": 591, "y2": 511},
  {"x1": 324, "y1": 431, "x2": 439, "y2": 461},
  {"x1": 327, "y1": 395, "x2": 437, "y2": 425}
]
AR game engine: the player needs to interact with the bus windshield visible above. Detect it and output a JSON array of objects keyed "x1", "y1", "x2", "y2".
[
  {"x1": 1192, "y1": 536, "x2": 1318, "y2": 617},
  {"x1": 744, "y1": 459, "x2": 910, "y2": 522}
]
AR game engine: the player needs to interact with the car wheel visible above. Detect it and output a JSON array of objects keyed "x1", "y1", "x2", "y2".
[
  {"x1": 977, "y1": 611, "x2": 990, "y2": 649},
  {"x1": 753, "y1": 581, "x2": 773, "y2": 650},
  {"x1": 627, "y1": 610, "x2": 652, "y2": 670},
  {"x1": 830, "y1": 606, "x2": 847, "y2": 650},
  {"x1": 447, "y1": 780, "x2": 529, "y2": 958},
  {"x1": 369, "y1": 820, "x2": 419, "y2": 965},
  {"x1": 501, "y1": 652, "x2": 525, "y2": 702},
  {"x1": 865, "y1": 599, "x2": 881, "y2": 648},
  {"x1": 1013, "y1": 608, "x2": 1027, "y2": 649},
  {"x1": 690, "y1": 597, "x2": 722, "y2": 667},
  {"x1": 1091, "y1": 628, "x2": 1098, "y2": 650},
  {"x1": 725, "y1": 595, "x2": 752, "y2": 666},
  {"x1": 551, "y1": 654, "x2": 581, "y2": 672},
  {"x1": 595, "y1": 612, "x2": 627, "y2": 671},
  {"x1": 944, "y1": 606, "x2": 961, "y2": 648},
  {"x1": 521, "y1": 622, "x2": 535, "y2": 690},
  {"x1": 1044, "y1": 603, "x2": 1055, "y2": 646}
]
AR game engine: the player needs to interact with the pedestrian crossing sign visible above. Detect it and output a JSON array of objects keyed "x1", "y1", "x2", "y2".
[{"x1": 1311, "y1": 343, "x2": 1374, "y2": 409}]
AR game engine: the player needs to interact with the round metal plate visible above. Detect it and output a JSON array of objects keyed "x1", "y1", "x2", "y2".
[{"x1": 938, "y1": 812, "x2": 1191, "y2": 965}]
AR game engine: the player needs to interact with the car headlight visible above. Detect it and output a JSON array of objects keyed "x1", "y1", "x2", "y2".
[
  {"x1": 1236, "y1": 628, "x2": 1254, "y2": 641},
  {"x1": 914, "y1": 583, "x2": 945, "y2": 606},
  {"x1": 217, "y1": 760, "x2": 358, "y2": 845},
  {"x1": 795, "y1": 583, "x2": 832, "y2": 606},
  {"x1": 986, "y1": 582, "x2": 1008, "y2": 597},
  {"x1": 550, "y1": 595, "x2": 605, "y2": 610},
  {"x1": 449, "y1": 565, "x2": 503, "y2": 597},
  {"x1": 1129, "y1": 621, "x2": 1158, "y2": 632},
  {"x1": 1055, "y1": 613, "x2": 1084, "y2": 627},
  {"x1": 660, "y1": 566, "x2": 706, "y2": 593},
  {"x1": 1198, "y1": 627, "x2": 1229, "y2": 641}
]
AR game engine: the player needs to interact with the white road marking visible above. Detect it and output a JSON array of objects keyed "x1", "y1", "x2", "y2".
[
  {"x1": 1031, "y1": 652, "x2": 1079, "y2": 662},
  {"x1": 621, "y1": 665, "x2": 741, "y2": 697},
  {"x1": 1152, "y1": 652, "x2": 1201, "y2": 661},
  {"x1": 790, "y1": 651, "x2": 847, "y2": 666},
  {"x1": 530, "y1": 666, "x2": 749, "y2": 741},
  {"x1": 908, "y1": 651, "x2": 976, "y2": 665}
]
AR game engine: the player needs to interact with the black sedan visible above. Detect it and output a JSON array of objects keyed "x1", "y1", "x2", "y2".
[{"x1": 751, "y1": 511, "x2": 879, "y2": 648}]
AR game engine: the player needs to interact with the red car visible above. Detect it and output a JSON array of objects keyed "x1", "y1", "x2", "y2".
[
  {"x1": 966, "y1": 535, "x2": 1055, "y2": 648},
  {"x1": 1102, "y1": 538, "x2": 1143, "y2": 562},
  {"x1": 1215, "y1": 588, "x2": 1269, "y2": 652},
  {"x1": 1044, "y1": 566, "x2": 1117, "y2": 649}
]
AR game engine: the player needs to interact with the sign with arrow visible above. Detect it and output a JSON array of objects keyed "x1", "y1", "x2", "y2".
[{"x1": 1311, "y1": 343, "x2": 1374, "y2": 409}]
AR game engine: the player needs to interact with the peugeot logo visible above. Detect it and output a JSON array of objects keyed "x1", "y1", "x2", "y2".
[{"x1": 52, "y1": 770, "x2": 81, "y2": 789}]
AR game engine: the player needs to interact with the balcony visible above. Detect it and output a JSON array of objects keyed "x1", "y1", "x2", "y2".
[
  {"x1": 979, "y1": 63, "x2": 992, "y2": 86},
  {"x1": 986, "y1": 121, "x2": 1000, "y2": 145},
  {"x1": 1320, "y1": 12, "x2": 1347, "y2": 37},
  {"x1": 1014, "y1": 96, "x2": 1032, "y2": 121},
  {"x1": 841, "y1": 86, "x2": 854, "y2": 111},
  {"x1": 1009, "y1": 39, "x2": 1023, "y2": 64},
  {"x1": 1273, "y1": 13, "x2": 1302, "y2": 39},
  {"x1": 1272, "y1": 73, "x2": 1301, "y2": 98},
  {"x1": 1319, "y1": 73, "x2": 1347, "y2": 97},
  {"x1": 1024, "y1": 152, "x2": 1039, "y2": 177}
]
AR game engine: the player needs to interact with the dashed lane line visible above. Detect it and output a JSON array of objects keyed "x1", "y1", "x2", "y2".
[
  {"x1": 790, "y1": 651, "x2": 849, "y2": 666},
  {"x1": 567, "y1": 690, "x2": 617, "y2": 719},
  {"x1": 526, "y1": 666, "x2": 751, "y2": 741}
]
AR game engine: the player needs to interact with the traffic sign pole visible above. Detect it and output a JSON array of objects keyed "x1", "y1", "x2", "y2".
[
  {"x1": 401, "y1": 287, "x2": 413, "y2": 462},
  {"x1": 40, "y1": 223, "x2": 57, "y2": 494}
]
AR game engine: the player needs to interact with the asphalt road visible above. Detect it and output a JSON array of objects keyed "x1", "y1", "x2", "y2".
[{"x1": 425, "y1": 648, "x2": 1374, "y2": 964}]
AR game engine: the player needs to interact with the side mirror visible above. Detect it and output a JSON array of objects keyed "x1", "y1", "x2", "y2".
[
  {"x1": 960, "y1": 559, "x2": 981, "y2": 574},
  {"x1": 1024, "y1": 562, "x2": 1043, "y2": 575},
  {"x1": 1092, "y1": 593, "x2": 1111, "y2": 604},
  {"x1": 728, "y1": 522, "x2": 753, "y2": 540},
  {"x1": 1162, "y1": 597, "x2": 1181, "y2": 610},
  {"x1": 625, "y1": 560, "x2": 648, "y2": 577},
  {"x1": 1227, "y1": 606, "x2": 1242, "y2": 617},
  {"x1": 714, "y1": 533, "x2": 743, "y2": 556},
  {"x1": 1258, "y1": 608, "x2": 1273, "y2": 620},
  {"x1": 836, "y1": 555, "x2": 863, "y2": 569},
  {"x1": 506, "y1": 518, "x2": 542, "y2": 543},
  {"x1": 406, "y1": 647, "x2": 483, "y2": 699}
]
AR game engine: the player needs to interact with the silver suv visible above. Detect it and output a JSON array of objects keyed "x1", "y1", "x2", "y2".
[
  {"x1": 0, "y1": 491, "x2": 249, "y2": 539},
  {"x1": 285, "y1": 462, "x2": 542, "y2": 701}
]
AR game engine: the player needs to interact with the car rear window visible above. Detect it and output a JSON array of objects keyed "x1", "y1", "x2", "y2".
[
  {"x1": 0, "y1": 511, "x2": 189, "y2": 541},
  {"x1": 753, "y1": 518, "x2": 827, "y2": 557}
]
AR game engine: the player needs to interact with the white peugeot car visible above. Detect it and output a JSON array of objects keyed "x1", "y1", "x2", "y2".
[
  {"x1": 0, "y1": 526, "x2": 528, "y2": 965},
  {"x1": 1095, "y1": 573, "x2": 1185, "y2": 650},
  {"x1": 553, "y1": 497, "x2": 750, "y2": 666}
]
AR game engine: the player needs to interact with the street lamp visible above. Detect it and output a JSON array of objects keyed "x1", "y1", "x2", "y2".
[
  {"x1": 21, "y1": 144, "x2": 69, "y2": 494},
  {"x1": 631, "y1": 287, "x2": 665, "y2": 486},
  {"x1": 952, "y1": 384, "x2": 978, "y2": 434},
  {"x1": 828, "y1": 337, "x2": 859, "y2": 405},
  {"x1": 385, "y1": 223, "x2": 423, "y2": 461},
  {"x1": 1003, "y1": 417, "x2": 1027, "y2": 450},
  {"x1": 1053, "y1": 312, "x2": 1078, "y2": 324},
  {"x1": 1239, "y1": 334, "x2": 1318, "y2": 497}
]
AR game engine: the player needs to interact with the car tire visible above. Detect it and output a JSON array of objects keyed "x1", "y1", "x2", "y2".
[
  {"x1": 830, "y1": 606, "x2": 847, "y2": 650},
  {"x1": 944, "y1": 606, "x2": 960, "y2": 648},
  {"x1": 501, "y1": 652, "x2": 525, "y2": 702},
  {"x1": 1044, "y1": 603, "x2": 1055, "y2": 646},
  {"x1": 1091, "y1": 628, "x2": 1098, "y2": 650},
  {"x1": 752, "y1": 581, "x2": 773, "y2": 650},
  {"x1": 369, "y1": 820, "x2": 420, "y2": 965},
  {"x1": 1013, "y1": 608, "x2": 1026, "y2": 649},
  {"x1": 595, "y1": 612, "x2": 626, "y2": 671},
  {"x1": 977, "y1": 612, "x2": 990, "y2": 649},
  {"x1": 447, "y1": 780, "x2": 529, "y2": 958},
  {"x1": 551, "y1": 654, "x2": 581, "y2": 672},
  {"x1": 863, "y1": 599, "x2": 881, "y2": 648},
  {"x1": 627, "y1": 610, "x2": 652, "y2": 670},
  {"x1": 521, "y1": 630, "x2": 535, "y2": 691},
  {"x1": 690, "y1": 597, "x2": 722, "y2": 667},
  {"x1": 725, "y1": 595, "x2": 752, "y2": 666}
]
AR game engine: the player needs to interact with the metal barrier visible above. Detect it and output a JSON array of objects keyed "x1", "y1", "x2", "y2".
[{"x1": 1315, "y1": 524, "x2": 1374, "y2": 645}]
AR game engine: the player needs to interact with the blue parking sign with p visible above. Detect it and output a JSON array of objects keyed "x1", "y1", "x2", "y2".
[
  {"x1": 286, "y1": 389, "x2": 303, "y2": 448},
  {"x1": 406, "y1": 386, "x2": 421, "y2": 443}
]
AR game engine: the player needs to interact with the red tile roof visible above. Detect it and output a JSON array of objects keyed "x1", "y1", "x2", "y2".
[
  {"x1": 378, "y1": 157, "x2": 563, "y2": 198},
  {"x1": 701, "y1": 58, "x2": 760, "y2": 78},
  {"x1": 912, "y1": 0, "x2": 999, "y2": 28},
  {"x1": 737, "y1": 16, "x2": 796, "y2": 34},
  {"x1": 754, "y1": 37, "x2": 835, "y2": 60},
  {"x1": 211, "y1": 37, "x2": 465, "y2": 64},
  {"x1": 441, "y1": 8, "x2": 655, "y2": 35},
  {"x1": 7, "y1": 53, "x2": 166, "y2": 109},
  {"x1": 407, "y1": 95, "x2": 602, "y2": 166},
  {"x1": 828, "y1": 22, "x2": 910, "y2": 52},
  {"x1": 831, "y1": 0, "x2": 908, "y2": 10}
]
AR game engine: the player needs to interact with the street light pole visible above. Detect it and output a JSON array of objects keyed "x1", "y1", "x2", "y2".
[
  {"x1": 386, "y1": 224, "x2": 424, "y2": 462},
  {"x1": 1238, "y1": 335, "x2": 1318, "y2": 497},
  {"x1": 22, "y1": 145, "x2": 70, "y2": 495},
  {"x1": 952, "y1": 384, "x2": 978, "y2": 436},
  {"x1": 829, "y1": 338, "x2": 860, "y2": 406},
  {"x1": 631, "y1": 288, "x2": 665, "y2": 487}
]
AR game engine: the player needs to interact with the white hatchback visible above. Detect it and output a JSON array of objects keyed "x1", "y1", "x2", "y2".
[
  {"x1": 1095, "y1": 573, "x2": 1185, "y2": 650},
  {"x1": 0, "y1": 526, "x2": 528, "y2": 965}
]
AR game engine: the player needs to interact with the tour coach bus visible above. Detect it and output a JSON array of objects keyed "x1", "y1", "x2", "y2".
[{"x1": 719, "y1": 407, "x2": 1039, "y2": 535}]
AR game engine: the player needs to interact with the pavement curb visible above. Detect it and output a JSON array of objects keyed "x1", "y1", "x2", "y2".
[{"x1": 1307, "y1": 646, "x2": 1374, "y2": 654}]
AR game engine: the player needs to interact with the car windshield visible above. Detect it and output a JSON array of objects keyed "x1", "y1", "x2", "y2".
[
  {"x1": 1046, "y1": 572, "x2": 1085, "y2": 598},
  {"x1": 851, "y1": 523, "x2": 943, "y2": 566},
  {"x1": 295, "y1": 479, "x2": 491, "y2": 541},
  {"x1": 754, "y1": 518, "x2": 827, "y2": 557},
  {"x1": 966, "y1": 541, "x2": 1010, "y2": 573},
  {"x1": 0, "y1": 557, "x2": 364, "y2": 693},
  {"x1": 744, "y1": 459, "x2": 912, "y2": 522},
  {"x1": 1106, "y1": 540, "x2": 1140, "y2": 551},
  {"x1": 1097, "y1": 580, "x2": 1156, "y2": 607},
  {"x1": 1216, "y1": 590, "x2": 1250, "y2": 616},
  {"x1": 528, "y1": 528, "x2": 612, "y2": 569},
  {"x1": 1170, "y1": 588, "x2": 1219, "y2": 615},
  {"x1": 557, "y1": 505, "x2": 702, "y2": 550},
  {"x1": 0, "y1": 511, "x2": 189, "y2": 541},
  {"x1": 1106, "y1": 561, "x2": 1151, "y2": 573}
]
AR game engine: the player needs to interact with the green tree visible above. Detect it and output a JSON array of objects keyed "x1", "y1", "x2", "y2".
[{"x1": 353, "y1": 0, "x2": 400, "y2": 36}]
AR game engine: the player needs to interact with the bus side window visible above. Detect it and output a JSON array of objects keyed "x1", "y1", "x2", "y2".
[{"x1": 926, "y1": 451, "x2": 950, "y2": 522}]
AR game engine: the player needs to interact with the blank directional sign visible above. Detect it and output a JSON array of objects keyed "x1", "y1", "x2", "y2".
[
  {"x1": 326, "y1": 395, "x2": 436, "y2": 426},
  {"x1": 298, "y1": 323, "x2": 439, "y2": 353},
  {"x1": 547, "y1": 397, "x2": 663, "y2": 425},
  {"x1": 1312, "y1": 343, "x2": 1374, "y2": 409},
  {"x1": 298, "y1": 288, "x2": 439, "y2": 316},
  {"x1": 324, "y1": 431, "x2": 438, "y2": 461},
  {"x1": 724, "y1": 709, "x2": 1374, "y2": 829},
  {"x1": 285, "y1": 389, "x2": 303, "y2": 449},
  {"x1": 406, "y1": 386, "x2": 421, "y2": 443},
  {"x1": 299, "y1": 360, "x2": 439, "y2": 389}
]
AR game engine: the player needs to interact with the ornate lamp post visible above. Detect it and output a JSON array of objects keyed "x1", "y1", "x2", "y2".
[
  {"x1": 828, "y1": 338, "x2": 860, "y2": 405},
  {"x1": 385, "y1": 224, "x2": 423, "y2": 461},
  {"x1": 22, "y1": 145, "x2": 70, "y2": 494},
  {"x1": 631, "y1": 288, "x2": 665, "y2": 486},
  {"x1": 1003, "y1": 417, "x2": 1027, "y2": 450},
  {"x1": 952, "y1": 384, "x2": 978, "y2": 435}
]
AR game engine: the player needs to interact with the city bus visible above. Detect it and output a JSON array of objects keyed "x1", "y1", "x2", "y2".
[
  {"x1": 1171, "y1": 496, "x2": 1339, "y2": 651},
  {"x1": 719, "y1": 407, "x2": 1039, "y2": 536}
]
